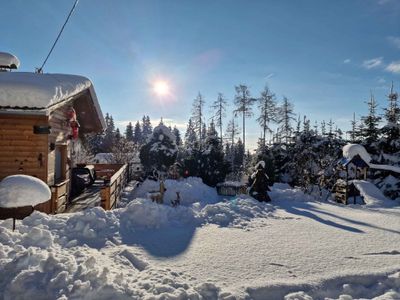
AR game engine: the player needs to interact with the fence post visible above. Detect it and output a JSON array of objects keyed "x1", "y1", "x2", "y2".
[{"x1": 101, "y1": 186, "x2": 111, "y2": 210}]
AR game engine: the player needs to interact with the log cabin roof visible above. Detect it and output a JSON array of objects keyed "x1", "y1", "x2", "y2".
[{"x1": 0, "y1": 72, "x2": 105, "y2": 132}]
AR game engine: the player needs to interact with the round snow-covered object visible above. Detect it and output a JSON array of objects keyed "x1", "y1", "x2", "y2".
[
  {"x1": 0, "y1": 175, "x2": 51, "y2": 208},
  {"x1": 0, "y1": 52, "x2": 20, "y2": 69}
]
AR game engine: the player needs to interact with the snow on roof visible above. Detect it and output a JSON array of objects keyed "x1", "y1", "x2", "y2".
[
  {"x1": 351, "y1": 180, "x2": 395, "y2": 207},
  {"x1": 0, "y1": 175, "x2": 51, "y2": 208},
  {"x1": 342, "y1": 144, "x2": 372, "y2": 164},
  {"x1": 0, "y1": 72, "x2": 92, "y2": 110},
  {"x1": 343, "y1": 144, "x2": 400, "y2": 173},
  {"x1": 0, "y1": 71, "x2": 106, "y2": 130},
  {"x1": 0, "y1": 52, "x2": 20, "y2": 69}
]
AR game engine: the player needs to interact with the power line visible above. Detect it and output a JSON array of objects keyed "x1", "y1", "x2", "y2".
[{"x1": 37, "y1": 0, "x2": 79, "y2": 73}]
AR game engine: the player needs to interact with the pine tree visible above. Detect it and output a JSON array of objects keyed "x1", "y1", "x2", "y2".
[
  {"x1": 103, "y1": 113, "x2": 116, "y2": 152},
  {"x1": 233, "y1": 84, "x2": 256, "y2": 153},
  {"x1": 348, "y1": 112, "x2": 358, "y2": 142},
  {"x1": 384, "y1": 82, "x2": 400, "y2": 126},
  {"x1": 294, "y1": 115, "x2": 301, "y2": 139},
  {"x1": 233, "y1": 138, "x2": 245, "y2": 172},
  {"x1": 257, "y1": 85, "x2": 277, "y2": 146},
  {"x1": 327, "y1": 119, "x2": 334, "y2": 139},
  {"x1": 313, "y1": 121, "x2": 318, "y2": 135},
  {"x1": 133, "y1": 121, "x2": 142, "y2": 144},
  {"x1": 115, "y1": 128, "x2": 121, "y2": 141},
  {"x1": 199, "y1": 121, "x2": 229, "y2": 186},
  {"x1": 381, "y1": 83, "x2": 400, "y2": 145},
  {"x1": 141, "y1": 115, "x2": 153, "y2": 143},
  {"x1": 192, "y1": 92, "x2": 206, "y2": 148},
  {"x1": 173, "y1": 126, "x2": 182, "y2": 147},
  {"x1": 211, "y1": 93, "x2": 227, "y2": 145},
  {"x1": 125, "y1": 122, "x2": 134, "y2": 142},
  {"x1": 303, "y1": 116, "x2": 311, "y2": 134},
  {"x1": 360, "y1": 93, "x2": 381, "y2": 143},
  {"x1": 321, "y1": 120, "x2": 326, "y2": 137},
  {"x1": 278, "y1": 97, "x2": 295, "y2": 144},
  {"x1": 184, "y1": 118, "x2": 198, "y2": 150},
  {"x1": 225, "y1": 117, "x2": 240, "y2": 147},
  {"x1": 201, "y1": 122, "x2": 207, "y2": 147}
]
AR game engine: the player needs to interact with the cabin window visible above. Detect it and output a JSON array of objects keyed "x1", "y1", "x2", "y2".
[{"x1": 54, "y1": 145, "x2": 67, "y2": 183}]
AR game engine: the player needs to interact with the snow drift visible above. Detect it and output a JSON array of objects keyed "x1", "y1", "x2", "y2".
[{"x1": 0, "y1": 178, "x2": 399, "y2": 299}]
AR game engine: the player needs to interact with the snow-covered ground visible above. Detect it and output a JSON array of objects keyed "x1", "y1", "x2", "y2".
[{"x1": 0, "y1": 178, "x2": 399, "y2": 299}]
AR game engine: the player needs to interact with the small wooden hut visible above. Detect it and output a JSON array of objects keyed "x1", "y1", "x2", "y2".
[
  {"x1": 0, "y1": 71, "x2": 106, "y2": 213},
  {"x1": 335, "y1": 154, "x2": 369, "y2": 204}
]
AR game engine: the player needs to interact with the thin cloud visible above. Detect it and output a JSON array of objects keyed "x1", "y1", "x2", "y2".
[
  {"x1": 264, "y1": 73, "x2": 275, "y2": 80},
  {"x1": 343, "y1": 59, "x2": 351, "y2": 64},
  {"x1": 362, "y1": 57, "x2": 383, "y2": 69},
  {"x1": 387, "y1": 36, "x2": 400, "y2": 49},
  {"x1": 386, "y1": 61, "x2": 400, "y2": 74}
]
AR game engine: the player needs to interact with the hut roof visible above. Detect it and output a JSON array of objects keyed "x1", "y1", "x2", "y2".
[
  {"x1": 0, "y1": 72, "x2": 105, "y2": 132},
  {"x1": 338, "y1": 154, "x2": 369, "y2": 168}
]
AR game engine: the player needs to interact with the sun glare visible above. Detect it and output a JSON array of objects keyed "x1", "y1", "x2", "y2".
[{"x1": 153, "y1": 80, "x2": 170, "y2": 96}]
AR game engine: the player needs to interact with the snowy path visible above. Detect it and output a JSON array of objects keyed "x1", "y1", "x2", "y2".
[{"x1": 137, "y1": 194, "x2": 400, "y2": 298}]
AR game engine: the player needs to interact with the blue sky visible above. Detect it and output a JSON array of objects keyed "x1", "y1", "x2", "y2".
[{"x1": 1, "y1": 0, "x2": 400, "y2": 150}]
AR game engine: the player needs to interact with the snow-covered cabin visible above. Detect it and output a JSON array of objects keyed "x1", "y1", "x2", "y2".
[{"x1": 0, "y1": 71, "x2": 105, "y2": 213}]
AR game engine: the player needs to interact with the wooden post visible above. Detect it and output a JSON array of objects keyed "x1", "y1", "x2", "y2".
[
  {"x1": 345, "y1": 165, "x2": 348, "y2": 205},
  {"x1": 51, "y1": 189, "x2": 57, "y2": 214},
  {"x1": 101, "y1": 186, "x2": 111, "y2": 210}
]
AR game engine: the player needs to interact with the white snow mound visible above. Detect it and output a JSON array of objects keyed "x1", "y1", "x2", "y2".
[
  {"x1": 343, "y1": 144, "x2": 372, "y2": 163},
  {"x1": 0, "y1": 175, "x2": 51, "y2": 208},
  {"x1": 0, "y1": 52, "x2": 20, "y2": 69},
  {"x1": 351, "y1": 180, "x2": 394, "y2": 207}
]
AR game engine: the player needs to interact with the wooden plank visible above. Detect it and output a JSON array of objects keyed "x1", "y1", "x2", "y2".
[
  {"x1": 0, "y1": 153, "x2": 48, "y2": 159},
  {"x1": 0, "y1": 140, "x2": 46, "y2": 146},
  {"x1": 0, "y1": 146, "x2": 46, "y2": 152},
  {"x1": 0, "y1": 129, "x2": 43, "y2": 135},
  {"x1": 0, "y1": 168, "x2": 46, "y2": 174},
  {"x1": 56, "y1": 195, "x2": 67, "y2": 209},
  {"x1": 0, "y1": 114, "x2": 48, "y2": 121}
]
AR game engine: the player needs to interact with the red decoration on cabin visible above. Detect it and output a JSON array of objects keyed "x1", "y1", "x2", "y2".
[
  {"x1": 66, "y1": 108, "x2": 80, "y2": 139},
  {"x1": 71, "y1": 122, "x2": 79, "y2": 139}
]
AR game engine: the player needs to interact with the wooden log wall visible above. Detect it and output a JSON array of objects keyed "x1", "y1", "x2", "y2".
[
  {"x1": 47, "y1": 105, "x2": 71, "y2": 186},
  {"x1": 0, "y1": 115, "x2": 48, "y2": 182}
]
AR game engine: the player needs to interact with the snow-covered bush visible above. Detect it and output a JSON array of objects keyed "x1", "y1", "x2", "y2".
[{"x1": 139, "y1": 124, "x2": 178, "y2": 173}]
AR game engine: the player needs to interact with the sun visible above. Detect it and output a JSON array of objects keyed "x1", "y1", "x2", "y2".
[{"x1": 153, "y1": 80, "x2": 170, "y2": 96}]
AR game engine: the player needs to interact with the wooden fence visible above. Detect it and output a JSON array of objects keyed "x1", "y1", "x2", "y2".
[
  {"x1": 51, "y1": 179, "x2": 69, "y2": 213},
  {"x1": 93, "y1": 164, "x2": 129, "y2": 210}
]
